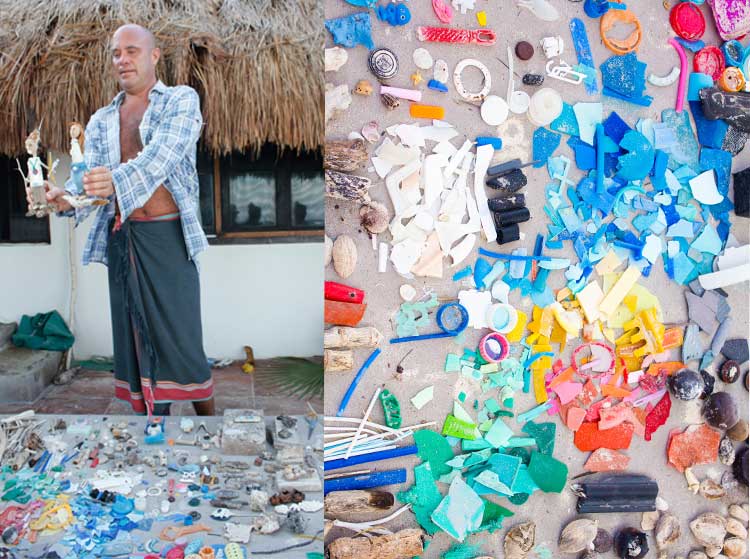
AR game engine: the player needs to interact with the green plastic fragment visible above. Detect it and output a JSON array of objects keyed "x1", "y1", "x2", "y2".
[
  {"x1": 307, "y1": 554, "x2": 325, "y2": 559},
  {"x1": 379, "y1": 389, "x2": 402, "y2": 429},
  {"x1": 484, "y1": 418, "x2": 513, "y2": 448},
  {"x1": 458, "y1": 392, "x2": 466, "y2": 403},
  {"x1": 414, "y1": 429, "x2": 454, "y2": 479},
  {"x1": 430, "y1": 477, "x2": 484, "y2": 541},
  {"x1": 397, "y1": 463, "x2": 443, "y2": 535},
  {"x1": 445, "y1": 354, "x2": 461, "y2": 372},
  {"x1": 442, "y1": 543, "x2": 483, "y2": 559},
  {"x1": 508, "y1": 492, "x2": 529, "y2": 505},
  {"x1": 396, "y1": 293, "x2": 439, "y2": 337},
  {"x1": 473, "y1": 399, "x2": 479, "y2": 410},
  {"x1": 528, "y1": 451, "x2": 568, "y2": 493},
  {"x1": 505, "y1": 436, "x2": 536, "y2": 447},
  {"x1": 521, "y1": 421, "x2": 556, "y2": 455},
  {"x1": 411, "y1": 386, "x2": 434, "y2": 410},
  {"x1": 497, "y1": 410, "x2": 514, "y2": 418},
  {"x1": 484, "y1": 398, "x2": 501, "y2": 414},
  {"x1": 442, "y1": 415, "x2": 478, "y2": 440},
  {"x1": 478, "y1": 419, "x2": 493, "y2": 432},
  {"x1": 480, "y1": 499, "x2": 514, "y2": 533},
  {"x1": 461, "y1": 437, "x2": 492, "y2": 451}
]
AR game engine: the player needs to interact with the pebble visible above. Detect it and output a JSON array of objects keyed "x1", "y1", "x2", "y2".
[
  {"x1": 728, "y1": 503, "x2": 749, "y2": 523},
  {"x1": 727, "y1": 419, "x2": 748, "y2": 442},
  {"x1": 615, "y1": 528, "x2": 649, "y2": 558},
  {"x1": 718, "y1": 437, "x2": 736, "y2": 465},
  {"x1": 642, "y1": 511, "x2": 659, "y2": 530},
  {"x1": 412, "y1": 48, "x2": 433, "y2": 70},
  {"x1": 725, "y1": 517, "x2": 747, "y2": 539},
  {"x1": 593, "y1": 528, "x2": 613, "y2": 553},
  {"x1": 522, "y1": 73, "x2": 544, "y2": 86},
  {"x1": 690, "y1": 513, "x2": 727, "y2": 547},
  {"x1": 723, "y1": 537, "x2": 747, "y2": 559},
  {"x1": 655, "y1": 513, "x2": 681, "y2": 550},
  {"x1": 704, "y1": 545, "x2": 723, "y2": 558},
  {"x1": 559, "y1": 519, "x2": 598, "y2": 553},
  {"x1": 578, "y1": 551, "x2": 596, "y2": 559},
  {"x1": 719, "y1": 360, "x2": 740, "y2": 383},
  {"x1": 515, "y1": 41, "x2": 535, "y2": 60}
]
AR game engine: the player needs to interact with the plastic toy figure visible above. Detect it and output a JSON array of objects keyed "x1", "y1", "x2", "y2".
[
  {"x1": 62, "y1": 122, "x2": 108, "y2": 209},
  {"x1": 16, "y1": 128, "x2": 56, "y2": 218}
]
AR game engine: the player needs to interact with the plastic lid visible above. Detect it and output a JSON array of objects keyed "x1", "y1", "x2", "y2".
[
  {"x1": 694, "y1": 45, "x2": 726, "y2": 81},
  {"x1": 670, "y1": 2, "x2": 706, "y2": 41},
  {"x1": 480, "y1": 95, "x2": 509, "y2": 126}
]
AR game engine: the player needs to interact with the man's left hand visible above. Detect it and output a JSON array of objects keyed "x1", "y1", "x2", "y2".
[{"x1": 84, "y1": 166, "x2": 114, "y2": 198}]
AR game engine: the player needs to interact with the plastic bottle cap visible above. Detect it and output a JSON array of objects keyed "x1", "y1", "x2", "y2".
[
  {"x1": 693, "y1": 46, "x2": 726, "y2": 81},
  {"x1": 509, "y1": 90, "x2": 530, "y2": 114},
  {"x1": 480, "y1": 95, "x2": 509, "y2": 126},
  {"x1": 669, "y1": 2, "x2": 706, "y2": 41}
]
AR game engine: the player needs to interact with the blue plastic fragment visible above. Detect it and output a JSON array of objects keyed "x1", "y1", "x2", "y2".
[
  {"x1": 532, "y1": 128, "x2": 561, "y2": 168},
  {"x1": 583, "y1": 0, "x2": 610, "y2": 18},
  {"x1": 600, "y1": 53, "x2": 653, "y2": 106},
  {"x1": 474, "y1": 258, "x2": 493, "y2": 289},
  {"x1": 428, "y1": 79, "x2": 449, "y2": 92},
  {"x1": 661, "y1": 109, "x2": 700, "y2": 170},
  {"x1": 688, "y1": 72, "x2": 714, "y2": 101},
  {"x1": 569, "y1": 17, "x2": 598, "y2": 94},
  {"x1": 617, "y1": 130, "x2": 655, "y2": 180},
  {"x1": 375, "y1": 3, "x2": 411, "y2": 26},
  {"x1": 325, "y1": 13, "x2": 374, "y2": 49},
  {"x1": 344, "y1": 0, "x2": 377, "y2": 6},
  {"x1": 690, "y1": 101, "x2": 728, "y2": 148},
  {"x1": 674, "y1": 37, "x2": 706, "y2": 53},
  {"x1": 476, "y1": 137, "x2": 503, "y2": 149},
  {"x1": 602, "y1": 111, "x2": 631, "y2": 144},
  {"x1": 550, "y1": 103, "x2": 581, "y2": 136},
  {"x1": 568, "y1": 137, "x2": 596, "y2": 169}
]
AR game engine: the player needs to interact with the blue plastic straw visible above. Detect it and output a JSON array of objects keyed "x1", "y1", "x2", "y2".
[
  {"x1": 336, "y1": 348, "x2": 381, "y2": 417},
  {"x1": 325, "y1": 445, "x2": 418, "y2": 471},
  {"x1": 324, "y1": 468, "x2": 407, "y2": 493},
  {"x1": 479, "y1": 247, "x2": 553, "y2": 262}
]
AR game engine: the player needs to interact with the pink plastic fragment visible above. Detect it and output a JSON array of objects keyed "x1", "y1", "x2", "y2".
[
  {"x1": 553, "y1": 381, "x2": 584, "y2": 405},
  {"x1": 633, "y1": 388, "x2": 667, "y2": 408},
  {"x1": 584, "y1": 448, "x2": 631, "y2": 472},
  {"x1": 380, "y1": 86, "x2": 422, "y2": 102},
  {"x1": 567, "y1": 406, "x2": 587, "y2": 431},
  {"x1": 668, "y1": 38, "x2": 688, "y2": 112},
  {"x1": 432, "y1": 0, "x2": 453, "y2": 24}
]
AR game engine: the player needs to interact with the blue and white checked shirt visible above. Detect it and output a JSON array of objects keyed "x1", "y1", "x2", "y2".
[{"x1": 63, "y1": 80, "x2": 209, "y2": 266}]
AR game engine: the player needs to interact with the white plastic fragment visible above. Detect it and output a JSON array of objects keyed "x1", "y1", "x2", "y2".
[
  {"x1": 413, "y1": 47, "x2": 434, "y2": 70},
  {"x1": 325, "y1": 47, "x2": 348, "y2": 72},
  {"x1": 453, "y1": 58, "x2": 491, "y2": 102},
  {"x1": 689, "y1": 170, "x2": 724, "y2": 205},
  {"x1": 378, "y1": 242, "x2": 389, "y2": 273},
  {"x1": 434, "y1": 59, "x2": 449, "y2": 84},
  {"x1": 411, "y1": 386, "x2": 434, "y2": 410},
  {"x1": 540, "y1": 36, "x2": 564, "y2": 58},
  {"x1": 518, "y1": 0, "x2": 560, "y2": 22},
  {"x1": 473, "y1": 143, "x2": 496, "y2": 242},
  {"x1": 648, "y1": 67, "x2": 681, "y2": 87},
  {"x1": 449, "y1": 233, "x2": 477, "y2": 267},
  {"x1": 698, "y1": 264, "x2": 750, "y2": 289},
  {"x1": 480, "y1": 95, "x2": 509, "y2": 126},
  {"x1": 400, "y1": 284, "x2": 416, "y2": 301},
  {"x1": 528, "y1": 87, "x2": 563, "y2": 126},
  {"x1": 458, "y1": 289, "x2": 492, "y2": 328}
]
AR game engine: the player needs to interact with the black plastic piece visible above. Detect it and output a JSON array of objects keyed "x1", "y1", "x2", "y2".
[
  {"x1": 488, "y1": 193, "x2": 526, "y2": 212},
  {"x1": 486, "y1": 169, "x2": 527, "y2": 193},
  {"x1": 496, "y1": 224, "x2": 520, "y2": 245},
  {"x1": 493, "y1": 207, "x2": 531, "y2": 228},
  {"x1": 733, "y1": 167, "x2": 750, "y2": 218},
  {"x1": 575, "y1": 473, "x2": 658, "y2": 513},
  {"x1": 699, "y1": 87, "x2": 750, "y2": 132}
]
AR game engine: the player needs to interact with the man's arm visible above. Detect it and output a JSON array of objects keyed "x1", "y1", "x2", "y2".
[{"x1": 110, "y1": 87, "x2": 203, "y2": 222}]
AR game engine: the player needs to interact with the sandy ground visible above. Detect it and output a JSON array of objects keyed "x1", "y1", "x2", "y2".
[{"x1": 324, "y1": 1, "x2": 750, "y2": 557}]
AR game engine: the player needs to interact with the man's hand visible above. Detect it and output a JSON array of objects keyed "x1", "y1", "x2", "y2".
[
  {"x1": 45, "y1": 185, "x2": 73, "y2": 213},
  {"x1": 84, "y1": 166, "x2": 114, "y2": 198}
]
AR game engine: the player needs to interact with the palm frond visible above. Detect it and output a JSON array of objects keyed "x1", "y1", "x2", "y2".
[{"x1": 253, "y1": 356, "x2": 323, "y2": 400}]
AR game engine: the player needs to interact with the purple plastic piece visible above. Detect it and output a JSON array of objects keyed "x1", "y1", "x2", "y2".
[{"x1": 707, "y1": 0, "x2": 750, "y2": 40}]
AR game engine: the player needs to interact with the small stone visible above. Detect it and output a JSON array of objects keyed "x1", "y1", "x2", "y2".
[
  {"x1": 655, "y1": 496, "x2": 669, "y2": 511},
  {"x1": 523, "y1": 73, "x2": 544, "y2": 86},
  {"x1": 515, "y1": 41, "x2": 535, "y2": 60},
  {"x1": 593, "y1": 528, "x2": 613, "y2": 553},
  {"x1": 718, "y1": 437, "x2": 736, "y2": 465},
  {"x1": 728, "y1": 503, "x2": 749, "y2": 523},
  {"x1": 655, "y1": 513, "x2": 681, "y2": 550},
  {"x1": 733, "y1": 447, "x2": 748, "y2": 485},
  {"x1": 699, "y1": 478, "x2": 727, "y2": 499},
  {"x1": 704, "y1": 392, "x2": 739, "y2": 429},
  {"x1": 723, "y1": 537, "x2": 746, "y2": 559},
  {"x1": 700, "y1": 370, "x2": 716, "y2": 399},
  {"x1": 688, "y1": 551, "x2": 709, "y2": 559},
  {"x1": 615, "y1": 528, "x2": 649, "y2": 558},
  {"x1": 578, "y1": 551, "x2": 596, "y2": 559},
  {"x1": 642, "y1": 511, "x2": 659, "y2": 531},
  {"x1": 721, "y1": 339, "x2": 749, "y2": 364},
  {"x1": 719, "y1": 360, "x2": 741, "y2": 383},
  {"x1": 559, "y1": 518, "x2": 598, "y2": 553},
  {"x1": 725, "y1": 518, "x2": 747, "y2": 539},
  {"x1": 690, "y1": 513, "x2": 727, "y2": 547},
  {"x1": 727, "y1": 419, "x2": 748, "y2": 442},
  {"x1": 670, "y1": 369, "x2": 704, "y2": 400}
]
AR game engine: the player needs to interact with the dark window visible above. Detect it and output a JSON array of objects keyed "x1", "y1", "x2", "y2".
[
  {"x1": 0, "y1": 155, "x2": 51, "y2": 243},
  {"x1": 197, "y1": 144, "x2": 323, "y2": 242}
]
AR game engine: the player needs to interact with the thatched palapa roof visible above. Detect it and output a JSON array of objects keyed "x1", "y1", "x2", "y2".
[{"x1": 0, "y1": 0, "x2": 324, "y2": 157}]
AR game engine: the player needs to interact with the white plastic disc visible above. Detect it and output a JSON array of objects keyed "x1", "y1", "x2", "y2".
[
  {"x1": 509, "y1": 90, "x2": 530, "y2": 114},
  {"x1": 528, "y1": 87, "x2": 563, "y2": 126},
  {"x1": 480, "y1": 95, "x2": 509, "y2": 126},
  {"x1": 412, "y1": 48, "x2": 434, "y2": 70}
]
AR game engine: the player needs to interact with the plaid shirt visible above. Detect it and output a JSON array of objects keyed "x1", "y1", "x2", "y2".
[{"x1": 63, "y1": 80, "x2": 208, "y2": 266}]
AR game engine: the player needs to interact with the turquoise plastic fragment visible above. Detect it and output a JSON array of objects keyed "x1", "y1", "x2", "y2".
[
  {"x1": 415, "y1": 429, "x2": 454, "y2": 479},
  {"x1": 397, "y1": 463, "x2": 443, "y2": 534},
  {"x1": 473, "y1": 470, "x2": 513, "y2": 495},
  {"x1": 442, "y1": 543, "x2": 484, "y2": 559},
  {"x1": 517, "y1": 402, "x2": 553, "y2": 423},
  {"x1": 617, "y1": 130, "x2": 655, "y2": 180},
  {"x1": 661, "y1": 109, "x2": 700, "y2": 170},
  {"x1": 395, "y1": 293, "x2": 439, "y2": 337},
  {"x1": 691, "y1": 224, "x2": 722, "y2": 255},
  {"x1": 521, "y1": 421, "x2": 556, "y2": 456},
  {"x1": 528, "y1": 451, "x2": 567, "y2": 493},
  {"x1": 453, "y1": 266, "x2": 472, "y2": 281},
  {"x1": 473, "y1": 257, "x2": 493, "y2": 288},
  {"x1": 484, "y1": 418, "x2": 513, "y2": 448},
  {"x1": 445, "y1": 354, "x2": 461, "y2": 372},
  {"x1": 462, "y1": 437, "x2": 492, "y2": 451},
  {"x1": 484, "y1": 398, "x2": 501, "y2": 414},
  {"x1": 430, "y1": 477, "x2": 484, "y2": 541},
  {"x1": 532, "y1": 128, "x2": 562, "y2": 168},
  {"x1": 573, "y1": 102, "x2": 603, "y2": 145},
  {"x1": 550, "y1": 102, "x2": 580, "y2": 136},
  {"x1": 488, "y1": 453, "x2": 522, "y2": 489}
]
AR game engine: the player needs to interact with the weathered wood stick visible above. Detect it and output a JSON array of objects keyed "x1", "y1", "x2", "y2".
[
  {"x1": 326, "y1": 528, "x2": 425, "y2": 559},
  {"x1": 324, "y1": 349, "x2": 354, "y2": 372},
  {"x1": 325, "y1": 139, "x2": 369, "y2": 172},
  {"x1": 324, "y1": 490, "x2": 394, "y2": 517},
  {"x1": 325, "y1": 170, "x2": 372, "y2": 203},
  {"x1": 324, "y1": 327, "x2": 382, "y2": 349}
]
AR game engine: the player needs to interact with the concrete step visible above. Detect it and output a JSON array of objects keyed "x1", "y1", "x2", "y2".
[
  {"x1": 0, "y1": 346, "x2": 62, "y2": 403},
  {"x1": 0, "y1": 322, "x2": 16, "y2": 351}
]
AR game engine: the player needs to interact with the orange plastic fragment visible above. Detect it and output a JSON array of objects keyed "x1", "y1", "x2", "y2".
[
  {"x1": 324, "y1": 299, "x2": 367, "y2": 326},
  {"x1": 601, "y1": 384, "x2": 632, "y2": 398},
  {"x1": 409, "y1": 104, "x2": 445, "y2": 119},
  {"x1": 662, "y1": 327, "x2": 683, "y2": 350},
  {"x1": 574, "y1": 421, "x2": 634, "y2": 451},
  {"x1": 566, "y1": 406, "x2": 587, "y2": 431},
  {"x1": 646, "y1": 361, "x2": 684, "y2": 376},
  {"x1": 549, "y1": 367, "x2": 575, "y2": 389},
  {"x1": 667, "y1": 424, "x2": 721, "y2": 472},
  {"x1": 584, "y1": 448, "x2": 631, "y2": 472},
  {"x1": 578, "y1": 379, "x2": 598, "y2": 407}
]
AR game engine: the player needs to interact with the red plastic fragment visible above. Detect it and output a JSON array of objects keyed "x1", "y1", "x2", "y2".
[
  {"x1": 669, "y1": 2, "x2": 706, "y2": 40},
  {"x1": 694, "y1": 46, "x2": 726, "y2": 81},
  {"x1": 584, "y1": 448, "x2": 631, "y2": 472},
  {"x1": 574, "y1": 421, "x2": 635, "y2": 451},
  {"x1": 325, "y1": 281, "x2": 365, "y2": 304},
  {"x1": 585, "y1": 396, "x2": 614, "y2": 422},
  {"x1": 644, "y1": 392, "x2": 671, "y2": 442},
  {"x1": 667, "y1": 423, "x2": 721, "y2": 472},
  {"x1": 639, "y1": 370, "x2": 667, "y2": 393}
]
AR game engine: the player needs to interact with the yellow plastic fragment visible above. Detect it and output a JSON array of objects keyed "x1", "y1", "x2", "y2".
[
  {"x1": 599, "y1": 265, "x2": 642, "y2": 317},
  {"x1": 595, "y1": 249, "x2": 622, "y2": 275},
  {"x1": 623, "y1": 294, "x2": 638, "y2": 313},
  {"x1": 506, "y1": 310, "x2": 527, "y2": 342},
  {"x1": 617, "y1": 307, "x2": 665, "y2": 357},
  {"x1": 576, "y1": 281, "x2": 604, "y2": 323},
  {"x1": 550, "y1": 320, "x2": 568, "y2": 346},
  {"x1": 538, "y1": 306, "x2": 555, "y2": 338},
  {"x1": 556, "y1": 287, "x2": 572, "y2": 302},
  {"x1": 410, "y1": 71, "x2": 423, "y2": 86},
  {"x1": 477, "y1": 10, "x2": 487, "y2": 26},
  {"x1": 533, "y1": 368, "x2": 548, "y2": 404},
  {"x1": 550, "y1": 302, "x2": 583, "y2": 336},
  {"x1": 603, "y1": 327, "x2": 616, "y2": 344}
]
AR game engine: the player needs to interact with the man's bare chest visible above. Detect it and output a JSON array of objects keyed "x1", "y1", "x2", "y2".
[{"x1": 119, "y1": 105, "x2": 147, "y2": 163}]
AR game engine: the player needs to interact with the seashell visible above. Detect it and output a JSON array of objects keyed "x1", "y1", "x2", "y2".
[
  {"x1": 332, "y1": 235, "x2": 357, "y2": 279},
  {"x1": 689, "y1": 513, "x2": 727, "y2": 548},
  {"x1": 399, "y1": 284, "x2": 416, "y2": 302},
  {"x1": 412, "y1": 47, "x2": 433, "y2": 70},
  {"x1": 593, "y1": 528, "x2": 613, "y2": 553},
  {"x1": 685, "y1": 467, "x2": 700, "y2": 493},
  {"x1": 559, "y1": 518, "x2": 598, "y2": 553},
  {"x1": 729, "y1": 504, "x2": 749, "y2": 523},
  {"x1": 380, "y1": 93, "x2": 400, "y2": 110},
  {"x1": 725, "y1": 518, "x2": 747, "y2": 539},
  {"x1": 688, "y1": 552, "x2": 709, "y2": 559},
  {"x1": 654, "y1": 496, "x2": 669, "y2": 511},
  {"x1": 361, "y1": 121, "x2": 380, "y2": 143},
  {"x1": 433, "y1": 59, "x2": 449, "y2": 83},
  {"x1": 579, "y1": 551, "x2": 596, "y2": 559},
  {"x1": 324, "y1": 235, "x2": 332, "y2": 267},
  {"x1": 641, "y1": 511, "x2": 659, "y2": 531},
  {"x1": 655, "y1": 513, "x2": 681, "y2": 550},
  {"x1": 699, "y1": 478, "x2": 726, "y2": 499},
  {"x1": 353, "y1": 79, "x2": 373, "y2": 96},
  {"x1": 359, "y1": 201, "x2": 390, "y2": 234},
  {"x1": 703, "y1": 545, "x2": 722, "y2": 557},
  {"x1": 504, "y1": 522, "x2": 536, "y2": 559},
  {"x1": 325, "y1": 47, "x2": 348, "y2": 72},
  {"x1": 723, "y1": 537, "x2": 747, "y2": 559}
]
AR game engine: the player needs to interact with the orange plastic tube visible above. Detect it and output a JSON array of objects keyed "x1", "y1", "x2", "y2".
[
  {"x1": 409, "y1": 104, "x2": 445, "y2": 119},
  {"x1": 324, "y1": 299, "x2": 367, "y2": 327}
]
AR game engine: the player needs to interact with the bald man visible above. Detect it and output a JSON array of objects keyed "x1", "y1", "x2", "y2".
[{"x1": 45, "y1": 24, "x2": 215, "y2": 416}]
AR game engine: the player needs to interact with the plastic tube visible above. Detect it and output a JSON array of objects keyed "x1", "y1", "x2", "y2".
[
  {"x1": 325, "y1": 445, "x2": 419, "y2": 470},
  {"x1": 324, "y1": 469, "x2": 407, "y2": 493},
  {"x1": 335, "y1": 348, "x2": 381, "y2": 417},
  {"x1": 668, "y1": 37, "x2": 688, "y2": 112}
]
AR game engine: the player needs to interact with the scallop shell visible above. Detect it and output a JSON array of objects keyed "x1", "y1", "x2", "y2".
[
  {"x1": 433, "y1": 59, "x2": 449, "y2": 83},
  {"x1": 724, "y1": 537, "x2": 747, "y2": 559},
  {"x1": 559, "y1": 518, "x2": 598, "y2": 553},
  {"x1": 332, "y1": 235, "x2": 357, "y2": 279}
]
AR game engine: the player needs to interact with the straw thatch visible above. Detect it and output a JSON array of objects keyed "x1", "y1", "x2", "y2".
[{"x1": 0, "y1": 0, "x2": 324, "y2": 157}]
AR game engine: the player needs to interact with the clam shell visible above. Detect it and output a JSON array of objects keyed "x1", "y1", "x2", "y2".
[
  {"x1": 559, "y1": 518, "x2": 598, "y2": 553},
  {"x1": 689, "y1": 513, "x2": 727, "y2": 548}
]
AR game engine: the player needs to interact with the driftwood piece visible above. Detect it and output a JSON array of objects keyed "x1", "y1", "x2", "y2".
[
  {"x1": 326, "y1": 170, "x2": 372, "y2": 203},
  {"x1": 324, "y1": 327, "x2": 382, "y2": 349},
  {"x1": 324, "y1": 349, "x2": 354, "y2": 372},
  {"x1": 326, "y1": 528, "x2": 424, "y2": 559},
  {"x1": 325, "y1": 139, "x2": 369, "y2": 172},
  {"x1": 324, "y1": 490, "x2": 394, "y2": 517}
]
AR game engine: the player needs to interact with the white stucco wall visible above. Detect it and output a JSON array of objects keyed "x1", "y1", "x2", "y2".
[{"x1": 0, "y1": 155, "x2": 323, "y2": 360}]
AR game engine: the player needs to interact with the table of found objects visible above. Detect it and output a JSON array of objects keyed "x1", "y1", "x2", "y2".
[
  {"x1": 324, "y1": 0, "x2": 749, "y2": 558},
  {"x1": 0, "y1": 410, "x2": 324, "y2": 559}
]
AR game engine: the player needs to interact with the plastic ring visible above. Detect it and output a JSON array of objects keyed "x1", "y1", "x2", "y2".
[
  {"x1": 453, "y1": 58, "x2": 491, "y2": 102},
  {"x1": 146, "y1": 486, "x2": 162, "y2": 497},
  {"x1": 479, "y1": 332, "x2": 510, "y2": 363},
  {"x1": 436, "y1": 302, "x2": 469, "y2": 335},
  {"x1": 600, "y1": 7, "x2": 642, "y2": 55},
  {"x1": 571, "y1": 342, "x2": 615, "y2": 376}
]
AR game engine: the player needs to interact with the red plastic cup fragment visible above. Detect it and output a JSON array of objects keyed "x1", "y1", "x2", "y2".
[
  {"x1": 669, "y1": 2, "x2": 706, "y2": 40},
  {"x1": 666, "y1": 423, "x2": 721, "y2": 472},
  {"x1": 574, "y1": 420, "x2": 635, "y2": 451},
  {"x1": 644, "y1": 392, "x2": 671, "y2": 441},
  {"x1": 693, "y1": 46, "x2": 726, "y2": 81}
]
